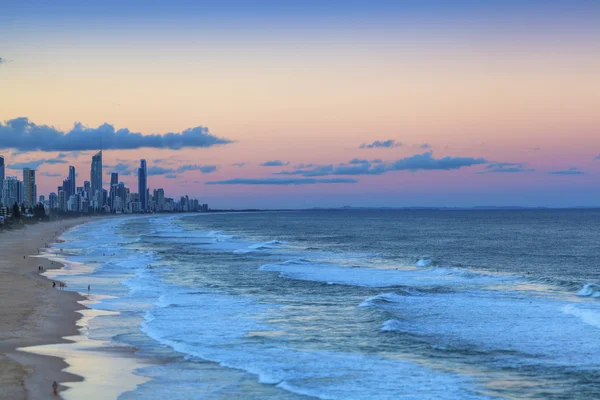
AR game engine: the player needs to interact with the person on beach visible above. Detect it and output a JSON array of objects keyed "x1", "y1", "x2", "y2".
[
  {"x1": 52, "y1": 282, "x2": 56, "y2": 288},
  {"x1": 52, "y1": 381, "x2": 58, "y2": 395},
  {"x1": 88, "y1": 285, "x2": 90, "y2": 292}
]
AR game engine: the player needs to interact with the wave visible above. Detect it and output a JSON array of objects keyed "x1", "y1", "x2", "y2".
[
  {"x1": 381, "y1": 319, "x2": 406, "y2": 332},
  {"x1": 416, "y1": 257, "x2": 432, "y2": 267},
  {"x1": 577, "y1": 283, "x2": 600, "y2": 298},
  {"x1": 359, "y1": 291, "x2": 425, "y2": 308}
]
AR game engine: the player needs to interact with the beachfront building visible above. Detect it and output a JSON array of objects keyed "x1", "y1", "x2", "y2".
[
  {"x1": 2, "y1": 176, "x2": 21, "y2": 207},
  {"x1": 22, "y1": 168, "x2": 37, "y2": 207},
  {"x1": 138, "y1": 159, "x2": 147, "y2": 211},
  {"x1": 58, "y1": 189, "x2": 66, "y2": 212},
  {"x1": 49, "y1": 192, "x2": 58, "y2": 209},
  {"x1": 154, "y1": 188, "x2": 165, "y2": 211},
  {"x1": 90, "y1": 151, "x2": 103, "y2": 209},
  {"x1": 0, "y1": 156, "x2": 4, "y2": 206},
  {"x1": 68, "y1": 165, "x2": 76, "y2": 197}
]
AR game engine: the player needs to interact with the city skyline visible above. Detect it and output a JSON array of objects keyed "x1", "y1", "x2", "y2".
[
  {"x1": 0, "y1": 152, "x2": 207, "y2": 214},
  {"x1": 1, "y1": 1, "x2": 600, "y2": 208}
]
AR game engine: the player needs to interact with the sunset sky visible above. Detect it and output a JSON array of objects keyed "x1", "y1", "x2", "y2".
[{"x1": 1, "y1": 0, "x2": 599, "y2": 208}]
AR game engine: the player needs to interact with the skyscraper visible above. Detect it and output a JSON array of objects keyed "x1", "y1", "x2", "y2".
[
  {"x1": 90, "y1": 151, "x2": 103, "y2": 208},
  {"x1": 22, "y1": 168, "x2": 36, "y2": 206},
  {"x1": 68, "y1": 165, "x2": 76, "y2": 197},
  {"x1": 0, "y1": 156, "x2": 5, "y2": 206},
  {"x1": 2, "y1": 176, "x2": 20, "y2": 207},
  {"x1": 138, "y1": 159, "x2": 147, "y2": 211},
  {"x1": 111, "y1": 172, "x2": 119, "y2": 186}
]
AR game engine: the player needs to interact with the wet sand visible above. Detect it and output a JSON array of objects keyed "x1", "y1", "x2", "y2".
[{"x1": 0, "y1": 217, "x2": 98, "y2": 399}]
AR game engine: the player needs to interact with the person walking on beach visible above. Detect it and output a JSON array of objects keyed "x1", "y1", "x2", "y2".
[
  {"x1": 88, "y1": 285, "x2": 90, "y2": 292},
  {"x1": 52, "y1": 282, "x2": 56, "y2": 288},
  {"x1": 52, "y1": 381, "x2": 58, "y2": 395}
]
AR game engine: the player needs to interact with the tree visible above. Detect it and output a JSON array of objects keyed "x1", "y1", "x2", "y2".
[
  {"x1": 12, "y1": 202, "x2": 21, "y2": 219},
  {"x1": 34, "y1": 204, "x2": 46, "y2": 220}
]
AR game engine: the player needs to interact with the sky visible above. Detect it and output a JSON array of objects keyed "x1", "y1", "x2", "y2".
[{"x1": 1, "y1": 0, "x2": 599, "y2": 208}]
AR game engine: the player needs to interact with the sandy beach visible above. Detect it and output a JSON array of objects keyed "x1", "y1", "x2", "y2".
[{"x1": 0, "y1": 217, "x2": 99, "y2": 400}]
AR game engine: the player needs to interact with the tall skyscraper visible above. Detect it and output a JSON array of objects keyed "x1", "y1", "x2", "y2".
[
  {"x1": 138, "y1": 159, "x2": 147, "y2": 211},
  {"x1": 90, "y1": 151, "x2": 103, "y2": 208},
  {"x1": 68, "y1": 165, "x2": 76, "y2": 197},
  {"x1": 111, "y1": 172, "x2": 119, "y2": 186},
  {"x1": 2, "y1": 176, "x2": 20, "y2": 207},
  {"x1": 22, "y1": 168, "x2": 36, "y2": 206},
  {"x1": 0, "y1": 156, "x2": 5, "y2": 205}
]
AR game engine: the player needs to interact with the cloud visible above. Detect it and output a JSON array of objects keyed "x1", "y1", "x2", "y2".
[
  {"x1": 177, "y1": 164, "x2": 217, "y2": 174},
  {"x1": 549, "y1": 167, "x2": 584, "y2": 175},
  {"x1": 372, "y1": 159, "x2": 383, "y2": 163},
  {"x1": 419, "y1": 144, "x2": 432, "y2": 149},
  {"x1": 6, "y1": 157, "x2": 68, "y2": 170},
  {"x1": 486, "y1": 167, "x2": 535, "y2": 173},
  {"x1": 275, "y1": 152, "x2": 486, "y2": 177},
  {"x1": 146, "y1": 166, "x2": 173, "y2": 176},
  {"x1": 165, "y1": 174, "x2": 178, "y2": 179},
  {"x1": 260, "y1": 160, "x2": 290, "y2": 167},
  {"x1": 596, "y1": 154, "x2": 600, "y2": 160},
  {"x1": 40, "y1": 172, "x2": 62, "y2": 177},
  {"x1": 275, "y1": 165, "x2": 334, "y2": 177},
  {"x1": 0, "y1": 117, "x2": 232, "y2": 152},
  {"x1": 360, "y1": 139, "x2": 401, "y2": 149},
  {"x1": 349, "y1": 158, "x2": 369, "y2": 165},
  {"x1": 232, "y1": 162, "x2": 246, "y2": 167},
  {"x1": 206, "y1": 177, "x2": 358, "y2": 185},
  {"x1": 104, "y1": 162, "x2": 134, "y2": 176},
  {"x1": 388, "y1": 152, "x2": 487, "y2": 171},
  {"x1": 44, "y1": 158, "x2": 68, "y2": 164},
  {"x1": 483, "y1": 162, "x2": 535, "y2": 173},
  {"x1": 146, "y1": 164, "x2": 217, "y2": 176}
]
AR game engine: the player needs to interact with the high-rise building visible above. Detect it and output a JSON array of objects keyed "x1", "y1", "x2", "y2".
[
  {"x1": 111, "y1": 172, "x2": 118, "y2": 186},
  {"x1": 68, "y1": 165, "x2": 76, "y2": 197},
  {"x1": 49, "y1": 192, "x2": 58, "y2": 209},
  {"x1": 138, "y1": 159, "x2": 147, "y2": 211},
  {"x1": 0, "y1": 156, "x2": 5, "y2": 205},
  {"x1": 58, "y1": 189, "x2": 66, "y2": 212},
  {"x1": 90, "y1": 151, "x2": 103, "y2": 208},
  {"x1": 22, "y1": 168, "x2": 37, "y2": 206},
  {"x1": 154, "y1": 188, "x2": 165, "y2": 212},
  {"x1": 2, "y1": 176, "x2": 20, "y2": 207}
]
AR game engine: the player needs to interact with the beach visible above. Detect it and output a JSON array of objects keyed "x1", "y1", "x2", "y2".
[
  {"x1": 0, "y1": 217, "x2": 97, "y2": 400},
  {"x1": 3, "y1": 210, "x2": 600, "y2": 399}
]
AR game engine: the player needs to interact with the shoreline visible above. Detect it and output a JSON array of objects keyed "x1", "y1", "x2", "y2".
[{"x1": 0, "y1": 216, "x2": 127, "y2": 399}]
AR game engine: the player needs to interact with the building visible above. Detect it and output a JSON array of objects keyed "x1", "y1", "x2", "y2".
[
  {"x1": 154, "y1": 188, "x2": 165, "y2": 211},
  {"x1": 67, "y1": 194, "x2": 79, "y2": 211},
  {"x1": 58, "y1": 189, "x2": 67, "y2": 212},
  {"x1": 0, "y1": 156, "x2": 4, "y2": 205},
  {"x1": 90, "y1": 151, "x2": 103, "y2": 209},
  {"x1": 84, "y1": 180, "x2": 91, "y2": 198},
  {"x1": 49, "y1": 192, "x2": 58, "y2": 209},
  {"x1": 138, "y1": 159, "x2": 147, "y2": 211},
  {"x1": 22, "y1": 168, "x2": 37, "y2": 206},
  {"x1": 68, "y1": 165, "x2": 76, "y2": 197},
  {"x1": 2, "y1": 176, "x2": 21, "y2": 207},
  {"x1": 111, "y1": 172, "x2": 118, "y2": 186}
]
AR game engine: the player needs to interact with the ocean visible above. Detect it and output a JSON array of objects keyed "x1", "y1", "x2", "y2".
[{"x1": 49, "y1": 209, "x2": 600, "y2": 399}]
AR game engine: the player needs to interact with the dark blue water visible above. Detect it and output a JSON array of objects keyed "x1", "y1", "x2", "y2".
[{"x1": 54, "y1": 210, "x2": 600, "y2": 399}]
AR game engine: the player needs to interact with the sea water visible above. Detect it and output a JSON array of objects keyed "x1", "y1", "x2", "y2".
[{"x1": 50, "y1": 209, "x2": 600, "y2": 399}]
